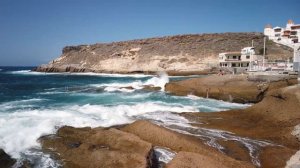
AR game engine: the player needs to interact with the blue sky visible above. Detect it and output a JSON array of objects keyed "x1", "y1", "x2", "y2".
[{"x1": 0, "y1": 0, "x2": 299, "y2": 66}]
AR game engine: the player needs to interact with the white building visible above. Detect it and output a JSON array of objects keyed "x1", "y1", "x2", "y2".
[
  {"x1": 219, "y1": 47, "x2": 263, "y2": 72},
  {"x1": 264, "y1": 20, "x2": 300, "y2": 72},
  {"x1": 264, "y1": 20, "x2": 300, "y2": 44}
]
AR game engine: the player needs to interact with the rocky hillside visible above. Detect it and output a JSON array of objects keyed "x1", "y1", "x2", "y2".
[{"x1": 35, "y1": 33, "x2": 293, "y2": 74}]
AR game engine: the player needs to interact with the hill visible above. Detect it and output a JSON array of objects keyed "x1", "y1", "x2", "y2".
[{"x1": 35, "y1": 32, "x2": 293, "y2": 75}]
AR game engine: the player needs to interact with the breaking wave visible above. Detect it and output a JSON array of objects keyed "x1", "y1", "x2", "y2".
[
  {"x1": 0, "y1": 101, "x2": 198, "y2": 158},
  {"x1": 91, "y1": 72, "x2": 169, "y2": 92}
]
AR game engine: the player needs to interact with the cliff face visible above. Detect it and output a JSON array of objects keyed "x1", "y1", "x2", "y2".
[{"x1": 35, "y1": 33, "x2": 293, "y2": 74}]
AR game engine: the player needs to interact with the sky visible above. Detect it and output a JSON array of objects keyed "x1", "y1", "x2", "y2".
[{"x1": 0, "y1": 0, "x2": 299, "y2": 66}]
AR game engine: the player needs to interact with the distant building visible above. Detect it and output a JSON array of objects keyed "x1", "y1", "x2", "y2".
[
  {"x1": 294, "y1": 47, "x2": 300, "y2": 72},
  {"x1": 264, "y1": 19, "x2": 300, "y2": 44},
  {"x1": 219, "y1": 47, "x2": 263, "y2": 73}
]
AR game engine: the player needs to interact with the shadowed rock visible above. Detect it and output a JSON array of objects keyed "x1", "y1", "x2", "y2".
[{"x1": 0, "y1": 149, "x2": 16, "y2": 168}]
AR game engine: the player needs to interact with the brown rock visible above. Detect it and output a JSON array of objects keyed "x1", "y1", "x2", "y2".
[
  {"x1": 122, "y1": 120, "x2": 253, "y2": 167},
  {"x1": 120, "y1": 86, "x2": 135, "y2": 90},
  {"x1": 182, "y1": 85, "x2": 300, "y2": 167},
  {"x1": 142, "y1": 85, "x2": 161, "y2": 91},
  {"x1": 0, "y1": 149, "x2": 16, "y2": 168},
  {"x1": 166, "y1": 151, "x2": 253, "y2": 168},
  {"x1": 40, "y1": 126, "x2": 155, "y2": 168},
  {"x1": 165, "y1": 74, "x2": 297, "y2": 103}
]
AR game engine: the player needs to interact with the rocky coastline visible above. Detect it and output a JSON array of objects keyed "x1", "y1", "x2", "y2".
[{"x1": 1, "y1": 74, "x2": 299, "y2": 168}]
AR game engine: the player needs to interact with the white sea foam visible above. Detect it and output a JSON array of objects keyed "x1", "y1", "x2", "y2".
[
  {"x1": 8, "y1": 70, "x2": 153, "y2": 78},
  {"x1": 94, "y1": 81, "x2": 144, "y2": 93},
  {"x1": 149, "y1": 113, "x2": 273, "y2": 167},
  {"x1": 71, "y1": 72, "x2": 153, "y2": 78},
  {"x1": 187, "y1": 94, "x2": 201, "y2": 100},
  {"x1": 144, "y1": 72, "x2": 169, "y2": 91},
  {"x1": 91, "y1": 72, "x2": 169, "y2": 92},
  {"x1": 0, "y1": 98, "x2": 46, "y2": 111},
  {"x1": 8, "y1": 70, "x2": 60, "y2": 75},
  {"x1": 0, "y1": 101, "x2": 197, "y2": 158},
  {"x1": 154, "y1": 147, "x2": 176, "y2": 164}
]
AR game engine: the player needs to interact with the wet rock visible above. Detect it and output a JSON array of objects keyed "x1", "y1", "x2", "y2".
[
  {"x1": 40, "y1": 126, "x2": 155, "y2": 168},
  {"x1": 142, "y1": 85, "x2": 161, "y2": 91},
  {"x1": 182, "y1": 85, "x2": 300, "y2": 167},
  {"x1": 0, "y1": 149, "x2": 16, "y2": 168},
  {"x1": 120, "y1": 86, "x2": 135, "y2": 90},
  {"x1": 122, "y1": 120, "x2": 252, "y2": 167}
]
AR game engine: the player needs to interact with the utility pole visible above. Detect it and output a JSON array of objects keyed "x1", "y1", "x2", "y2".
[{"x1": 263, "y1": 37, "x2": 266, "y2": 70}]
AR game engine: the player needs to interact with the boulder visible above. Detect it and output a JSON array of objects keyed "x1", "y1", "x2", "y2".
[{"x1": 0, "y1": 149, "x2": 16, "y2": 168}]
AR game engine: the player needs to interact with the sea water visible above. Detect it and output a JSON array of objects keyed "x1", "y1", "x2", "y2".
[{"x1": 0, "y1": 66, "x2": 250, "y2": 167}]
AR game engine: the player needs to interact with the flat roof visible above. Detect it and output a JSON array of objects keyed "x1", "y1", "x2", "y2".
[{"x1": 219, "y1": 52, "x2": 241, "y2": 55}]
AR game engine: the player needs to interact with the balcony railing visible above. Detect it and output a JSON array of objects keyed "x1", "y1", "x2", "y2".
[{"x1": 225, "y1": 59, "x2": 241, "y2": 61}]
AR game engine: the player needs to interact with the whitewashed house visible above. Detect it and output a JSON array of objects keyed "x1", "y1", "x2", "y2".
[
  {"x1": 264, "y1": 20, "x2": 300, "y2": 44},
  {"x1": 219, "y1": 47, "x2": 263, "y2": 73}
]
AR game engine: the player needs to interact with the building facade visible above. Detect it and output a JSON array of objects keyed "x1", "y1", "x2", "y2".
[
  {"x1": 219, "y1": 47, "x2": 263, "y2": 72},
  {"x1": 264, "y1": 20, "x2": 300, "y2": 44}
]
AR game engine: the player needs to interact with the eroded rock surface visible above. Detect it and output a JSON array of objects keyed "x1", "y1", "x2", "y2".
[
  {"x1": 122, "y1": 120, "x2": 253, "y2": 168},
  {"x1": 40, "y1": 126, "x2": 155, "y2": 168},
  {"x1": 166, "y1": 151, "x2": 253, "y2": 168},
  {"x1": 182, "y1": 85, "x2": 300, "y2": 168}
]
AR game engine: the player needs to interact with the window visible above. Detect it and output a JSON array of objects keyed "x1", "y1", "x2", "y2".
[
  {"x1": 233, "y1": 56, "x2": 236, "y2": 59},
  {"x1": 246, "y1": 56, "x2": 250, "y2": 59},
  {"x1": 232, "y1": 63, "x2": 236, "y2": 67}
]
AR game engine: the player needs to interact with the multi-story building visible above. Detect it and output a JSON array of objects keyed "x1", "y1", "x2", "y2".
[
  {"x1": 219, "y1": 47, "x2": 263, "y2": 72},
  {"x1": 264, "y1": 20, "x2": 300, "y2": 72},
  {"x1": 264, "y1": 20, "x2": 300, "y2": 44}
]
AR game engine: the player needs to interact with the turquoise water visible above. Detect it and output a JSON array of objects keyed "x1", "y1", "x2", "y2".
[{"x1": 0, "y1": 66, "x2": 249, "y2": 167}]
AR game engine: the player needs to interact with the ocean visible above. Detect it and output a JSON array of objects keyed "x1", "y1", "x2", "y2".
[{"x1": 0, "y1": 66, "x2": 250, "y2": 167}]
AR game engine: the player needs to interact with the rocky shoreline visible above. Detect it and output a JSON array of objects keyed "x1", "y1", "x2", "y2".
[
  {"x1": 32, "y1": 66, "x2": 218, "y2": 76},
  {"x1": 181, "y1": 83, "x2": 300, "y2": 167},
  {"x1": 39, "y1": 121, "x2": 253, "y2": 168},
  {"x1": 165, "y1": 74, "x2": 298, "y2": 103},
  {"x1": 2, "y1": 74, "x2": 299, "y2": 168}
]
